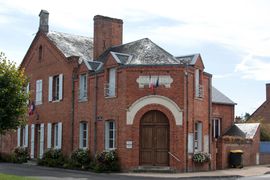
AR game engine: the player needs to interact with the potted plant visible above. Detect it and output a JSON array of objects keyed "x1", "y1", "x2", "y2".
[{"x1": 192, "y1": 151, "x2": 211, "y2": 164}]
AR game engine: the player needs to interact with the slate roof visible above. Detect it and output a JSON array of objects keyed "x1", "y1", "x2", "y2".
[
  {"x1": 212, "y1": 86, "x2": 236, "y2": 105},
  {"x1": 224, "y1": 123, "x2": 260, "y2": 139},
  {"x1": 47, "y1": 31, "x2": 93, "y2": 61},
  {"x1": 97, "y1": 38, "x2": 180, "y2": 65}
]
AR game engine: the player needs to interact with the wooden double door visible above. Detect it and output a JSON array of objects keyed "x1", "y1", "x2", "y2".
[{"x1": 140, "y1": 110, "x2": 169, "y2": 166}]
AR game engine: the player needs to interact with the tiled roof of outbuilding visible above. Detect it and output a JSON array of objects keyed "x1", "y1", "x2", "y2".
[
  {"x1": 175, "y1": 54, "x2": 200, "y2": 65},
  {"x1": 212, "y1": 86, "x2": 236, "y2": 105},
  {"x1": 47, "y1": 31, "x2": 93, "y2": 61},
  {"x1": 224, "y1": 123, "x2": 260, "y2": 139}
]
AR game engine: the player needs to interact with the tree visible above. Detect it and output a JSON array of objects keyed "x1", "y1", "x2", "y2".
[{"x1": 0, "y1": 52, "x2": 28, "y2": 134}]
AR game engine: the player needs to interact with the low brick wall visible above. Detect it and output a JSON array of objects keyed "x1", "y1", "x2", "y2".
[{"x1": 259, "y1": 153, "x2": 270, "y2": 165}]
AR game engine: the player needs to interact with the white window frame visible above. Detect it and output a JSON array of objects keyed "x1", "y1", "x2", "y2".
[
  {"x1": 213, "y1": 118, "x2": 221, "y2": 139},
  {"x1": 35, "y1": 80, "x2": 42, "y2": 105},
  {"x1": 79, "y1": 74, "x2": 87, "y2": 100},
  {"x1": 48, "y1": 74, "x2": 63, "y2": 102},
  {"x1": 22, "y1": 125, "x2": 28, "y2": 147},
  {"x1": 53, "y1": 123, "x2": 59, "y2": 148},
  {"x1": 106, "y1": 68, "x2": 116, "y2": 97},
  {"x1": 105, "y1": 121, "x2": 116, "y2": 150},
  {"x1": 194, "y1": 121, "x2": 202, "y2": 152},
  {"x1": 79, "y1": 122, "x2": 88, "y2": 149}
]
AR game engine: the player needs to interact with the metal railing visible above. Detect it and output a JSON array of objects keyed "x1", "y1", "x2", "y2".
[{"x1": 168, "y1": 151, "x2": 181, "y2": 162}]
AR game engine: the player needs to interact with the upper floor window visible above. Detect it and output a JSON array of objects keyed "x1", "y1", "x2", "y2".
[
  {"x1": 195, "y1": 69, "x2": 203, "y2": 98},
  {"x1": 79, "y1": 122, "x2": 88, "y2": 149},
  {"x1": 35, "y1": 80, "x2": 42, "y2": 105},
  {"x1": 48, "y1": 74, "x2": 63, "y2": 102},
  {"x1": 194, "y1": 121, "x2": 202, "y2": 151},
  {"x1": 105, "y1": 68, "x2": 116, "y2": 97},
  {"x1": 105, "y1": 120, "x2": 116, "y2": 150},
  {"x1": 79, "y1": 74, "x2": 87, "y2": 100},
  {"x1": 213, "y1": 118, "x2": 221, "y2": 139}
]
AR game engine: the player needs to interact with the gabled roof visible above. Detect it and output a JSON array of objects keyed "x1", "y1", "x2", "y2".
[
  {"x1": 47, "y1": 31, "x2": 93, "y2": 61},
  {"x1": 224, "y1": 123, "x2": 260, "y2": 139},
  {"x1": 97, "y1": 38, "x2": 179, "y2": 65},
  {"x1": 212, "y1": 86, "x2": 236, "y2": 105}
]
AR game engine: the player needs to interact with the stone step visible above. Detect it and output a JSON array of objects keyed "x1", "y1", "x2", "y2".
[{"x1": 133, "y1": 166, "x2": 176, "y2": 173}]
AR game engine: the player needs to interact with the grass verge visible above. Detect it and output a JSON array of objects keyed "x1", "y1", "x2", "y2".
[{"x1": 0, "y1": 173, "x2": 38, "y2": 180}]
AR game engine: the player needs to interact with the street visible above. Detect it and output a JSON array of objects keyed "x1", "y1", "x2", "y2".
[{"x1": 0, "y1": 163, "x2": 240, "y2": 180}]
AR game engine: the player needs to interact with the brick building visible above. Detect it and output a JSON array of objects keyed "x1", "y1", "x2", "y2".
[
  {"x1": 0, "y1": 10, "x2": 257, "y2": 172},
  {"x1": 249, "y1": 84, "x2": 270, "y2": 123}
]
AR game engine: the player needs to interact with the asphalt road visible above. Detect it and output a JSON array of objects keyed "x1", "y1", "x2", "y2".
[{"x1": 0, "y1": 163, "x2": 239, "y2": 180}]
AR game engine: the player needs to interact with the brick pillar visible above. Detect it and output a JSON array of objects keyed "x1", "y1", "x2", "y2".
[
  {"x1": 93, "y1": 15, "x2": 123, "y2": 59},
  {"x1": 266, "y1": 83, "x2": 270, "y2": 100}
]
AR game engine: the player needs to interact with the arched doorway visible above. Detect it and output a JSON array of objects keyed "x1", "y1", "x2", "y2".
[{"x1": 140, "y1": 110, "x2": 169, "y2": 166}]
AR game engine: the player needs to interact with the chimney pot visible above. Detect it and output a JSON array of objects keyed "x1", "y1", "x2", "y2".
[{"x1": 39, "y1": 10, "x2": 49, "y2": 33}]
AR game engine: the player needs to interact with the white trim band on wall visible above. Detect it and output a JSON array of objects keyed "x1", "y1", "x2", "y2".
[{"x1": 126, "y1": 95, "x2": 183, "y2": 125}]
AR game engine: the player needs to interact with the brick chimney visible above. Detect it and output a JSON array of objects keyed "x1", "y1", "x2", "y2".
[
  {"x1": 93, "y1": 15, "x2": 123, "y2": 59},
  {"x1": 39, "y1": 10, "x2": 49, "y2": 33},
  {"x1": 266, "y1": 83, "x2": 270, "y2": 100}
]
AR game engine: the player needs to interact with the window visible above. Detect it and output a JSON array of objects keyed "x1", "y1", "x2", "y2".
[
  {"x1": 194, "y1": 122, "x2": 202, "y2": 151},
  {"x1": 213, "y1": 118, "x2": 221, "y2": 139},
  {"x1": 53, "y1": 123, "x2": 59, "y2": 148},
  {"x1": 79, "y1": 122, "x2": 88, "y2": 149},
  {"x1": 26, "y1": 82, "x2": 30, "y2": 105},
  {"x1": 105, "y1": 68, "x2": 116, "y2": 97},
  {"x1": 195, "y1": 69, "x2": 203, "y2": 98},
  {"x1": 79, "y1": 74, "x2": 87, "y2": 100},
  {"x1": 105, "y1": 121, "x2": 116, "y2": 150},
  {"x1": 17, "y1": 125, "x2": 28, "y2": 147},
  {"x1": 35, "y1": 80, "x2": 42, "y2": 105},
  {"x1": 48, "y1": 74, "x2": 63, "y2": 102}
]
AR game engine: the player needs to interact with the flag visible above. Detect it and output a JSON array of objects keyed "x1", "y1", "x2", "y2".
[
  {"x1": 28, "y1": 102, "x2": 35, "y2": 116},
  {"x1": 155, "y1": 76, "x2": 159, "y2": 87},
  {"x1": 149, "y1": 76, "x2": 154, "y2": 93}
]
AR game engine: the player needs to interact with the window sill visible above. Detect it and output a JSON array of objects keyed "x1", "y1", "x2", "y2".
[
  {"x1": 105, "y1": 148, "x2": 116, "y2": 152},
  {"x1": 105, "y1": 96, "x2": 117, "y2": 99},
  {"x1": 35, "y1": 102, "x2": 42, "y2": 105},
  {"x1": 78, "y1": 98, "x2": 88, "y2": 102},
  {"x1": 52, "y1": 100, "x2": 61, "y2": 103}
]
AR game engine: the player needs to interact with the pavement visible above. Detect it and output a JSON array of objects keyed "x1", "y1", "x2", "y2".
[{"x1": 120, "y1": 164, "x2": 270, "y2": 178}]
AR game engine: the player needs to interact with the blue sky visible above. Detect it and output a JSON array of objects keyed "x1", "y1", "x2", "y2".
[{"x1": 1, "y1": 0, "x2": 270, "y2": 116}]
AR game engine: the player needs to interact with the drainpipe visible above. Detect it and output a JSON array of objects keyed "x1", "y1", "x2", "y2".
[
  {"x1": 93, "y1": 73, "x2": 98, "y2": 155},
  {"x1": 208, "y1": 76, "x2": 212, "y2": 170},
  {"x1": 71, "y1": 72, "x2": 75, "y2": 152},
  {"x1": 185, "y1": 63, "x2": 189, "y2": 172}
]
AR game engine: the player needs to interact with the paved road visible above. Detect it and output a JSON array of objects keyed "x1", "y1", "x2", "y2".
[{"x1": 0, "y1": 163, "x2": 238, "y2": 180}]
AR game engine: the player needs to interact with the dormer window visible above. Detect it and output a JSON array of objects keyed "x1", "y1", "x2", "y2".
[
  {"x1": 38, "y1": 46, "x2": 43, "y2": 61},
  {"x1": 195, "y1": 69, "x2": 203, "y2": 98}
]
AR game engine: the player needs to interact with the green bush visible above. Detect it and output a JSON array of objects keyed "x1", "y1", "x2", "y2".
[
  {"x1": 192, "y1": 151, "x2": 211, "y2": 163},
  {"x1": 38, "y1": 149, "x2": 66, "y2": 167},
  {"x1": 0, "y1": 153, "x2": 12, "y2": 162},
  {"x1": 92, "y1": 150, "x2": 120, "y2": 172},
  {"x1": 65, "y1": 149, "x2": 91, "y2": 169},
  {"x1": 11, "y1": 147, "x2": 29, "y2": 163}
]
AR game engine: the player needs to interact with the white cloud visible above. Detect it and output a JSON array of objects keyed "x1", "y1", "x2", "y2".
[{"x1": 235, "y1": 54, "x2": 270, "y2": 81}]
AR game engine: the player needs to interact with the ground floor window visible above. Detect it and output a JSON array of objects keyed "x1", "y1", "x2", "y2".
[
  {"x1": 52, "y1": 122, "x2": 62, "y2": 149},
  {"x1": 194, "y1": 121, "x2": 202, "y2": 151},
  {"x1": 17, "y1": 125, "x2": 29, "y2": 147},
  {"x1": 79, "y1": 122, "x2": 88, "y2": 149},
  {"x1": 105, "y1": 120, "x2": 116, "y2": 150}
]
